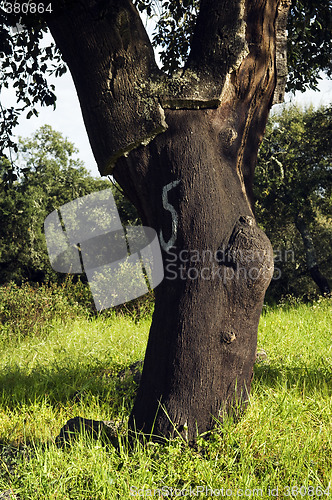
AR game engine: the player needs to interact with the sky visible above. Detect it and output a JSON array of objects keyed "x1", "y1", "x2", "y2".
[{"x1": 4, "y1": 30, "x2": 332, "y2": 178}]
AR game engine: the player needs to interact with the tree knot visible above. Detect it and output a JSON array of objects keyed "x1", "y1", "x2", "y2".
[{"x1": 220, "y1": 331, "x2": 236, "y2": 343}]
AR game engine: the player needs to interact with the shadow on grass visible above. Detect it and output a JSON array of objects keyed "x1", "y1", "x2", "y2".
[
  {"x1": 1, "y1": 356, "x2": 331, "y2": 412},
  {"x1": 0, "y1": 361, "x2": 141, "y2": 412},
  {"x1": 253, "y1": 361, "x2": 332, "y2": 395}
]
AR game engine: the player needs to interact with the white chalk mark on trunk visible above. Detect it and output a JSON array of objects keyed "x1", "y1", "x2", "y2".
[{"x1": 159, "y1": 180, "x2": 181, "y2": 252}]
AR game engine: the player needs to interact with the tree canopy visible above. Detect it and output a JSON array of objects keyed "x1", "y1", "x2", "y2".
[
  {"x1": 255, "y1": 104, "x2": 332, "y2": 298},
  {"x1": 0, "y1": 125, "x2": 113, "y2": 283},
  {"x1": 0, "y1": 0, "x2": 331, "y2": 156}
]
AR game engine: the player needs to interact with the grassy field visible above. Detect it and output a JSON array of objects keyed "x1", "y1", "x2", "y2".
[{"x1": 0, "y1": 289, "x2": 331, "y2": 499}]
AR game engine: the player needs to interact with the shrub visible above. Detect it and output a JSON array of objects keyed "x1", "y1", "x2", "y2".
[{"x1": 0, "y1": 280, "x2": 89, "y2": 340}]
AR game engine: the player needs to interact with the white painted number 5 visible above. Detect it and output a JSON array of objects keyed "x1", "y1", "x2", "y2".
[{"x1": 159, "y1": 180, "x2": 180, "y2": 252}]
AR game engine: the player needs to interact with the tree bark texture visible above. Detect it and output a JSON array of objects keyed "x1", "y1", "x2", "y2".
[
  {"x1": 295, "y1": 215, "x2": 331, "y2": 296},
  {"x1": 48, "y1": 0, "x2": 290, "y2": 442}
]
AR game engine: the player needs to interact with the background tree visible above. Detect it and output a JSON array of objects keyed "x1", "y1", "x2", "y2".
[
  {"x1": 255, "y1": 104, "x2": 332, "y2": 299},
  {"x1": 0, "y1": 0, "x2": 330, "y2": 443},
  {"x1": 0, "y1": 125, "x2": 115, "y2": 283}
]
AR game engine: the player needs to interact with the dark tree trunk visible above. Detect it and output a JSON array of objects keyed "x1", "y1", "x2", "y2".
[
  {"x1": 114, "y1": 112, "x2": 274, "y2": 440},
  {"x1": 295, "y1": 215, "x2": 331, "y2": 296},
  {"x1": 47, "y1": 0, "x2": 290, "y2": 442}
]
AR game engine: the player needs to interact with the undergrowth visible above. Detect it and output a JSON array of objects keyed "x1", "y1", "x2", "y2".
[{"x1": 0, "y1": 283, "x2": 331, "y2": 499}]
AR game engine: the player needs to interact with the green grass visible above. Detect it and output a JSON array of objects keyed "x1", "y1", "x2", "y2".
[{"x1": 0, "y1": 296, "x2": 331, "y2": 499}]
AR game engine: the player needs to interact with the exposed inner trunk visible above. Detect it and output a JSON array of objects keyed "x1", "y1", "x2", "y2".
[{"x1": 113, "y1": 109, "x2": 274, "y2": 441}]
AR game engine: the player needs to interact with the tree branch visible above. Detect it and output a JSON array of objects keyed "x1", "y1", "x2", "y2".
[
  {"x1": 47, "y1": 0, "x2": 167, "y2": 175},
  {"x1": 187, "y1": 0, "x2": 248, "y2": 78}
]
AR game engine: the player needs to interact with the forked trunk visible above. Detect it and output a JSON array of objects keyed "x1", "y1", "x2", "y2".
[{"x1": 47, "y1": 0, "x2": 290, "y2": 442}]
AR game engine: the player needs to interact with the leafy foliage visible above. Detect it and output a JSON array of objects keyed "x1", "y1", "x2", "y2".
[
  {"x1": 0, "y1": 0, "x2": 331, "y2": 156},
  {"x1": 0, "y1": 279, "x2": 89, "y2": 340},
  {"x1": 0, "y1": 125, "x2": 113, "y2": 283},
  {"x1": 136, "y1": 0, "x2": 199, "y2": 73},
  {"x1": 0, "y1": 2, "x2": 66, "y2": 153},
  {"x1": 134, "y1": 0, "x2": 332, "y2": 91},
  {"x1": 256, "y1": 105, "x2": 331, "y2": 222},
  {"x1": 0, "y1": 124, "x2": 140, "y2": 285},
  {"x1": 287, "y1": 0, "x2": 332, "y2": 92},
  {"x1": 254, "y1": 104, "x2": 332, "y2": 299}
]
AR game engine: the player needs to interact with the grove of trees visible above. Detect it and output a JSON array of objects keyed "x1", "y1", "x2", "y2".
[
  {"x1": 2, "y1": 108, "x2": 330, "y2": 299},
  {"x1": 255, "y1": 104, "x2": 331, "y2": 300},
  {"x1": 0, "y1": 125, "x2": 137, "y2": 284}
]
